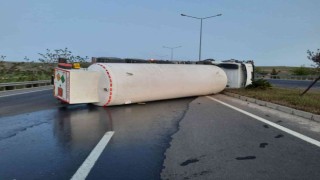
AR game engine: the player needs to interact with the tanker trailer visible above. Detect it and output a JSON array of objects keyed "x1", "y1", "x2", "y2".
[{"x1": 54, "y1": 63, "x2": 227, "y2": 106}]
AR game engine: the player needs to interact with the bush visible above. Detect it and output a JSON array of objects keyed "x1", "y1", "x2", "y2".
[{"x1": 246, "y1": 79, "x2": 272, "y2": 90}]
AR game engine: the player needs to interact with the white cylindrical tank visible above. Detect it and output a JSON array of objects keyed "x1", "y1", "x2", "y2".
[{"x1": 88, "y1": 63, "x2": 227, "y2": 106}]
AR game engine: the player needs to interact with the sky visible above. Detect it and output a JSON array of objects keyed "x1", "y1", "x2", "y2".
[{"x1": 0, "y1": 0, "x2": 319, "y2": 66}]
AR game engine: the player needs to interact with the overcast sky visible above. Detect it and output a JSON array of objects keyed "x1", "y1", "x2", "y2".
[{"x1": 0, "y1": 0, "x2": 319, "y2": 66}]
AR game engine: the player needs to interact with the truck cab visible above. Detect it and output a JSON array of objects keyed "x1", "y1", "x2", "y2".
[{"x1": 217, "y1": 60, "x2": 254, "y2": 88}]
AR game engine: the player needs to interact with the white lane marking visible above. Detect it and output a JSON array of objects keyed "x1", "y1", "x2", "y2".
[
  {"x1": 71, "y1": 131, "x2": 115, "y2": 180},
  {"x1": 0, "y1": 88, "x2": 52, "y2": 97},
  {"x1": 206, "y1": 96, "x2": 320, "y2": 148}
]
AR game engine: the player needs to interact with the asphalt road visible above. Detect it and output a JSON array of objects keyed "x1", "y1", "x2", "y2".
[
  {"x1": 1, "y1": 88, "x2": 320, "y2": 179},
  {"x1": 267, "y1": 79, "x2": 320, "y2": 89}
]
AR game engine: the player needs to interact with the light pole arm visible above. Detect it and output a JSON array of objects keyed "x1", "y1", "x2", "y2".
[
  {"x1": 172, "y1": 46, "x2": 182, "y2": 49},
  {"x1": 181, "y1": 13, "x2": 222, "y2": 61},
  {"x1": 181, "y1": 13, "x2": 222, "y2": 20},
  {"x1": 163, "y1": 46, "x2": 182, "y2": 61},
  {"x1": 181, "y1": 14, "x2": 201, "y2": 19},
  {"x1": 203, "y1": 14, "x2": 222, "y2": 19}
]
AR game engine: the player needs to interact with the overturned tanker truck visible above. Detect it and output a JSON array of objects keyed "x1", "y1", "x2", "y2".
[{"x1": 53, "y1": 58, "x2": 253, "y2": 106}]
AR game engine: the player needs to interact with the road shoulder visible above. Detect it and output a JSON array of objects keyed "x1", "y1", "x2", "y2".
[{"x1": 223, "y1": 91, "x2": 320, "y2": 123}]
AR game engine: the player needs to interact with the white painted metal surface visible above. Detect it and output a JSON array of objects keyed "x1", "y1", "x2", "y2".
[
  {"x1": 89, "y1": 63, "x2": 227, "y2": 106},
  {"x1": 54, "y1": 63, "x2": 227, "y2": 106},
  {"x1": 54, "y1": 68, "x2": 100, "y2": 104},
  {"x1": 244, "y1": 63, "x2": 253, "y2": 86},
  {"x1": 219, "y1": 63, "x2": 242, "y2": 88},
  {"x1": 218, "y1": 62, "x2": 253, "y2": 88}
]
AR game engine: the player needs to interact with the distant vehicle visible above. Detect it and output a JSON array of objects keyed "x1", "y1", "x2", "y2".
[{"x1": 217, "y1": 60, "x2": 254, "y2": 88}]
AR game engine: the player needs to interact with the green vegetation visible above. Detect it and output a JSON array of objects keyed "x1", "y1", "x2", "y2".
[
  {"x1": 301, "y1": 49, "x2": 320, "y2": 96},
  {"x1": 226, "y1": 88, "x2": 320, "y2": 115},
  {"x1": 292, "y1": 65, "x2": 313, "y2": 76},
  {"x1": 234, "y1": 49, "x2": 320, "y2": 113},
  {"x1": 0, "y1": 48, "x2": 88, "y2": 83},
  {"x1": 256, "y1": 66, "x2": 316, "y2": 75},
  {"x1": 246, "y1": 79, "x2": 272, "y2": 90},
  {"x1": 255, "y1": 66, "x2": 293, "y2": 75},
  {"x1": 254, "y1": 67, "x2": 268, "y2": 75},
  {"x1": 0, "y1": 62, "x2": 52, "y2": 83},
  {"x1": 270, "y1": 68, "x2": 279, "y2": 75},
  {"x1": 38, "y1": 48, "x2": 88, "y2": 67}
]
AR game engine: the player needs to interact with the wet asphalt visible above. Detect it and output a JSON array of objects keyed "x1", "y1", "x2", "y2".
[
  {"x1": 0, "y1": 90, "x2": 193, "y2": 180},
  {"x1": 1, "y1": 89, "x2": 320, "y2": 179}
]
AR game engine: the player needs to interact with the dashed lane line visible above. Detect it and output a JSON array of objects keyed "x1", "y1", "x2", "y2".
[
  {"x1": 207, "y1": 96, "x2": 320, "y2": 148},
  {"x1": 71, "y1": 131, "x2": 114, "y2": 180}
]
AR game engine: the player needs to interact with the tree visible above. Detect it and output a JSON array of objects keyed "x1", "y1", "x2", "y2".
[
  {"x1": 38, "y1": 48, "x2": 88, "y2": 65},
  {"x1": 300, "y1": 49, "x2": 320, "y2": 96},
  {"x1": 270, "y1": 68, "x2": 279, "y2": 79},
  {"x1": 0, "y1": 55, "x2": 6, "y2": 62},
  {"x1": 0, "y1": 55, "x2": 6, "y2": 73},
  {"x1": 24, "y1": 56, "x2": 30, "y2": 62},
  {"x1": 271, "y1": 68, "x2": 278, "y2": 75},
  {"x1": 38, "y1": 48, "x2": 89, "y2": 73}
]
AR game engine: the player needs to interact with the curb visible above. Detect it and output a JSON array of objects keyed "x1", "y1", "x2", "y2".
[{"x1": 222, "y1": 91, "x2": 320, "y2": 123}]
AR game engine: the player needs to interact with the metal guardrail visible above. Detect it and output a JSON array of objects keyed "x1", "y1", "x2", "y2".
[
  {"x1": 0, "y1": 80, "x2": 51, "y2": 91},
  {"x1": 255, "y1": 74, "x2": 319, "y2": 81}
]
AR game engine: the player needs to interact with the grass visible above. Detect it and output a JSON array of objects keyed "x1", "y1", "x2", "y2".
[{"x1": 226, "y1": 88, "x2": 320, "y2": 115}]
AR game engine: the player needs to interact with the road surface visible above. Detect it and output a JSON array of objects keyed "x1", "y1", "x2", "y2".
[
  {"x1": 1, "y1": 88, "x2": 320, "y2": 179},
  {"x1": 267, "y1": 79, "x2": 320, "y2": 89}
]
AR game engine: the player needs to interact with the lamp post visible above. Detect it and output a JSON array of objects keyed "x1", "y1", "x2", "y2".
[
  {"x1": 181, "y1": 13, "x2": 222, "y2": 61},
  {"x1": 163, "y1": 46, "x2": 182, "y2": 61}
]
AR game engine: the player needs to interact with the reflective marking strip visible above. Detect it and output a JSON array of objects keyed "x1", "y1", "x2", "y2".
[
  {"x1": 0, "y1": 88, "x2": 52, "y2": 98},
  {"x1": 206, "y1": 96, "x2": 320, "y2": 148},
  {"x1": 97, "y1": 64, "x2": 113, "y2": 106},
  {"x1": 71, "y1": 131, "x2": 114, "y2": 180}
]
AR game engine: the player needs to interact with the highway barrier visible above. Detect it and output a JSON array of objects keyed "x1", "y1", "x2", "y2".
[
  {"x1": 0, "y1": 80, "x2": 51, "y2": 91},
  {"x1": 255, "y1": 74, "x2": 319, "y2": 81}
]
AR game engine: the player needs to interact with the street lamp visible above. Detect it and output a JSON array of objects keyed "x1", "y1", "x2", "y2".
[
  {"x1": 181, "y1": 13, "x2": 222, "y2": 61},
  {"x1": 163, "y1": 46, "x2": 182, "y2": 61}
]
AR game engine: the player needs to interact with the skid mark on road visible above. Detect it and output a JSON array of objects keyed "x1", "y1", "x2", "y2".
[
  {"x1": 183, "y1": 170, "x2": 212, "y2": 180},
  {"x1": 259, "y1": 143, "x2": 268, "y2": 148},
  {"x1": 263, "y1": 124, "x2": 269, "y2": 128},
  {"x1": 235, "y1": 156, "x2": 256, "y2": 160},
  {"x1": 0, "y1": 121, "x2": 49, "y2": 141},
  {"x1": 180, "y1": 158, "x2": 199, "y2": 166},
  {"x1": 275, "y1": 134, "x2": 284, "y2": 138},
  {"x1": 207, "y1": 96, "x2": 320, "y2": 148}
]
